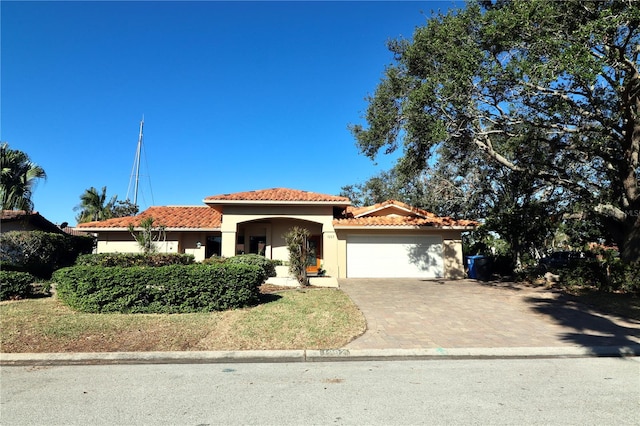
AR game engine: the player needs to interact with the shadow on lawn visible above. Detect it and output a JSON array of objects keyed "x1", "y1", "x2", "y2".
[
  {"x1": 257, "y1": 292, "x2": 283, "y2": 305},
  {"x1": 524, "y1": 293, "x2": 640, "y2": 350}
]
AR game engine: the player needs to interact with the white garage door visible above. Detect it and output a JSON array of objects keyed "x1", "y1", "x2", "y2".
[{"x1": 347, "y1": 235, "x2": 443, "y2": 278}]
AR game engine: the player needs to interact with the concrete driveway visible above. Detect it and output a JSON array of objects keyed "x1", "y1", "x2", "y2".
[{"x1": 339, "y1": 278, "x2": 640, "y2": 350}]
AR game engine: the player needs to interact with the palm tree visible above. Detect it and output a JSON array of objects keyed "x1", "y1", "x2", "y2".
[
  {"x1": 75, "y1": 186, "x2": 117, "y2": 223},
  {"x1": 0, "y1": 143, "x2": 47, "y2": 212}
]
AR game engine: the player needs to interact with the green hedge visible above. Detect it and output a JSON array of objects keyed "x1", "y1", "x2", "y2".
[
  {"x1": 0, "y1": 231, "x2": 94, "y2": 278},
  {"x1": 53, "y1": 263, "x2": 263, "y2": 313},
  {"x1": 0, "y1": 271, "x2": 34, "y2": 300},
  {"x1": 224, "y1": 254, "x2": 276, "y2": 282},
  {"x1": 75, "y1": 253, "x2": 195, "y2": 267}
]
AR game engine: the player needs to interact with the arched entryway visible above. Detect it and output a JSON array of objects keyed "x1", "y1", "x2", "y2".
[{"x1": 235, "y1": 218, "x2": 324, "y2": 274}]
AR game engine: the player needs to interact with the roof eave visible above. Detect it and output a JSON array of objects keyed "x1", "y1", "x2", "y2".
[
  {"x1": 77, "y1": 227, "x2": 221, "y2": 232},
  {"x1": 333, "y1": 225, "x2": 477, "y2": 230},
  {"x1": 164, "y1": 227, "x2": 221, "y2": 232},
  {"x1": 203, "y1": 199, "x2": 351, "y2": 206}
]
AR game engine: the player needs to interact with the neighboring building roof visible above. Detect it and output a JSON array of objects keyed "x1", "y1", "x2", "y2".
[
  {"x1": 1, "y1": 210, "x2": 64, "y2": 234},
  {"x1": 76, "y1": 206, "x2": 221, "y2": 230},
  {"x1": 61, "y1": 226, "x2": 91, "y2": 237},
  {"x1": 333, "y1": 200, "x2": 478, "y2": 229},
  {"x1": 204, "y1": 188, "x2": 351, "y2": 205}
]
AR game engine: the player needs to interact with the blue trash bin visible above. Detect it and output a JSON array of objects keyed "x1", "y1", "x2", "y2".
[
  {"x1": 466, "y1": 255, "x2": 489, "y2": 280},
  {"x1": 466, "y1": 255, "x2": 480, "y2": 279}
]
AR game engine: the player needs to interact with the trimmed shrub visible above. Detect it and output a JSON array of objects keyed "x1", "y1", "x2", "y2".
[
  {"x1": 75, "y1": 253, "x2": 194, "y2": 268},
  {"x1": 225, "y1": 254, "x2": 276, "y2": 282},
  {"x1": 53, "y1": 263, "x2": 263, "y2": 313},
  {"x1": 0, "y1": 271, "x2": 34, "y2": 300},
  {"x1": 201, "y1": 255, "x2": 227, "y2": 265},
  {"x1": 0, "y1": 231, "x2": 94, "y2": 278}
]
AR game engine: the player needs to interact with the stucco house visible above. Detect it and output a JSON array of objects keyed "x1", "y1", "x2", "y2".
[{"x1": 77, "y1": 188, "x2": 477, "y2": 279}]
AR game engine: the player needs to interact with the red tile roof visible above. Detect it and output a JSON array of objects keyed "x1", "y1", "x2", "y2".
[
  {"x1": 75, "y1": 197, "x2": 475, "y2": 231},
  {"x1": 348, "y1": 200, "x2": 438, "y2": 218},
  {"x1": 77, "y1": 206, "x2": 221, "y2": 230},
  {"x1": 334, "y1": 200, "x2": 478, "y2": 228},
  {"x1": 204, "y1": 188, "x2": 351, "y2": 204}
]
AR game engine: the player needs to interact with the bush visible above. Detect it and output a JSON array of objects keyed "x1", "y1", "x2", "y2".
[
  {"x1": 201, "y1": 255, "x2": 227, "y2": 265},
  {"x1": 0, "y1": 271, "x2": 35, "y2": 300},
  {"x1": 0, "y1": 231, "x2": 94, "y2": 278},
  {"x1": 53, "y1": 263, "x2": 263, "y2": 313},
  {"x1": 558, "y1": 258, "x2": 640, "y2": 294},
  {"x1": 225, "y1": 254, "x2": 276, "y2": 283},
  {"x1": 75, "y1": 253, "x2": 194, "y2": 267}
]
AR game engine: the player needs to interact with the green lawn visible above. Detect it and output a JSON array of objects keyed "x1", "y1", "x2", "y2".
[{"x1": 0, "y1": 288, "x2": 366, "y2": 353}]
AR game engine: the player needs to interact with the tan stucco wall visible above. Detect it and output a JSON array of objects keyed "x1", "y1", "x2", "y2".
[
  {"x1": 96, "y1": 231, "x2": 179, "y2": 254},
  {"x1": 218, "y1": 205, "x2": 340, "y2": 276},
  {"x1": 180, "y1": 232, "x2": 207, "y2": 262},
  {"x1": 96, "y1": 231, "x2": 140, "y2": 253},
  {"x1": 95, "y1": 230, "x2": 217, "y2": 262},
  {"x1": 440, "y1": 230, "x2": 465, "y2": 280},
  {"x1": 268, "y1": 220, "x2": 323, "y2": 262}
]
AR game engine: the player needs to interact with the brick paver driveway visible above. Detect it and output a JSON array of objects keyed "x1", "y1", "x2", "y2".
[{"x1": 339, "y1": 279, "x2": 640, "y2": 349}]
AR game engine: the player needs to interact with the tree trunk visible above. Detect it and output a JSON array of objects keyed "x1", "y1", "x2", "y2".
[{"x1": 620, "y1": 215, "x2": 640, "y2": 264}]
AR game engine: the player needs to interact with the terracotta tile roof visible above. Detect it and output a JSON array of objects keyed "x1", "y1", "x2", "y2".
[
  {"x1": 334, "y1": 200, "x2": 478, "y2": 228},
  {"x1": 1, "y1": 210, "x2": 64, "y2": 233},
  {"x1": 204, "y1": 188, "x2": 351, "y2": 204},
  {"x1": 348, "y1": 200, "x2": 438, "y2": 218},
  {"x1": 77, "y1": 206, "x2": 221, "y2": 229}
]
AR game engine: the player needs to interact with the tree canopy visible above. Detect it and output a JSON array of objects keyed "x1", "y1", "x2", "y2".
[
  {"x1": 75, "y1": 186, "x2": 117, "y2": 223},
  {"x1": 75, "y1": 186, "x2": 140, "y2": 223},
  {"x1": 351, "y1": 0, "x2": 640, "y2": 262},
  {"x1": 0, "y1": 143, "x2": 47, "y2": 212}
]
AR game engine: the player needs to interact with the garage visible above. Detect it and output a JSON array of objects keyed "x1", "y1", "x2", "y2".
[{"x1": 346, "y1": 235, "x2": 444, "y2": 278}]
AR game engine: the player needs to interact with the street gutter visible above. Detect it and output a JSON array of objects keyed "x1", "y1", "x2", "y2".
[{"x1": 2, "y1": 345, "x2": 639, "y2": 366}]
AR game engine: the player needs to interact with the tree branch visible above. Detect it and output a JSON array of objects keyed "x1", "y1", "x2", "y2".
[{"x1": 594, "y1": 203, "x2": 627, "y2": 222}]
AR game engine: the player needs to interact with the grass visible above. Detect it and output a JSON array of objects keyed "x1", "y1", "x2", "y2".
[{"x1": 0, "y1": 287, "x2": 366, "y2": 353}]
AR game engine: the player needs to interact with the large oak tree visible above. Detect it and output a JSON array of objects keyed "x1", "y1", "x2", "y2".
[{"x1": 351, "y1": 0, "x2": 640, "y2": 262}]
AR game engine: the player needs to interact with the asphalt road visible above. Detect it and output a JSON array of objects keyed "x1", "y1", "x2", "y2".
[{"x1": 2, "y1": 357, "x2": 638, "y2": 425}]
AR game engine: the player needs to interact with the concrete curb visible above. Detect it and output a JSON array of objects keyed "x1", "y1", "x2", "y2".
[{"x1": 2, "y1": 345, "x2": 639, "y2": 366}]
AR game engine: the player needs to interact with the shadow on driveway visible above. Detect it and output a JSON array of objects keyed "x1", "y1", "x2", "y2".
[
  {"x1": 524, "y1": 293, "x2": 640, "y2": 348},
  {"x1": 340, "y1": 278, "x2": 640, "y2": 350}
]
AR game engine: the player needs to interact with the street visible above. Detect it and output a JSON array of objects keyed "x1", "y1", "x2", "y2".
[{"x1": 1, "y1": 357, "x2": 638, "y2": 425}]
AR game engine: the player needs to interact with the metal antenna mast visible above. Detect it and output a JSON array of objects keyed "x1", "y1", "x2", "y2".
[
  {"x1": 126, "y1": 116, "x2": 144, "y2": 208},
  {"x1": 133, "y1": 117, "x2": 144, "y2": 207}
]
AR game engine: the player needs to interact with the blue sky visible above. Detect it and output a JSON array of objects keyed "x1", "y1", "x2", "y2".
[{"x1": 2, "y1": 1, "x2": 460, "y2": 225}]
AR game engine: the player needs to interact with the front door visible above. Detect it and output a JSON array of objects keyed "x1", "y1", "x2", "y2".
[{"x1": 306, "y1": 235, "x2": 322, "y2": 274}]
